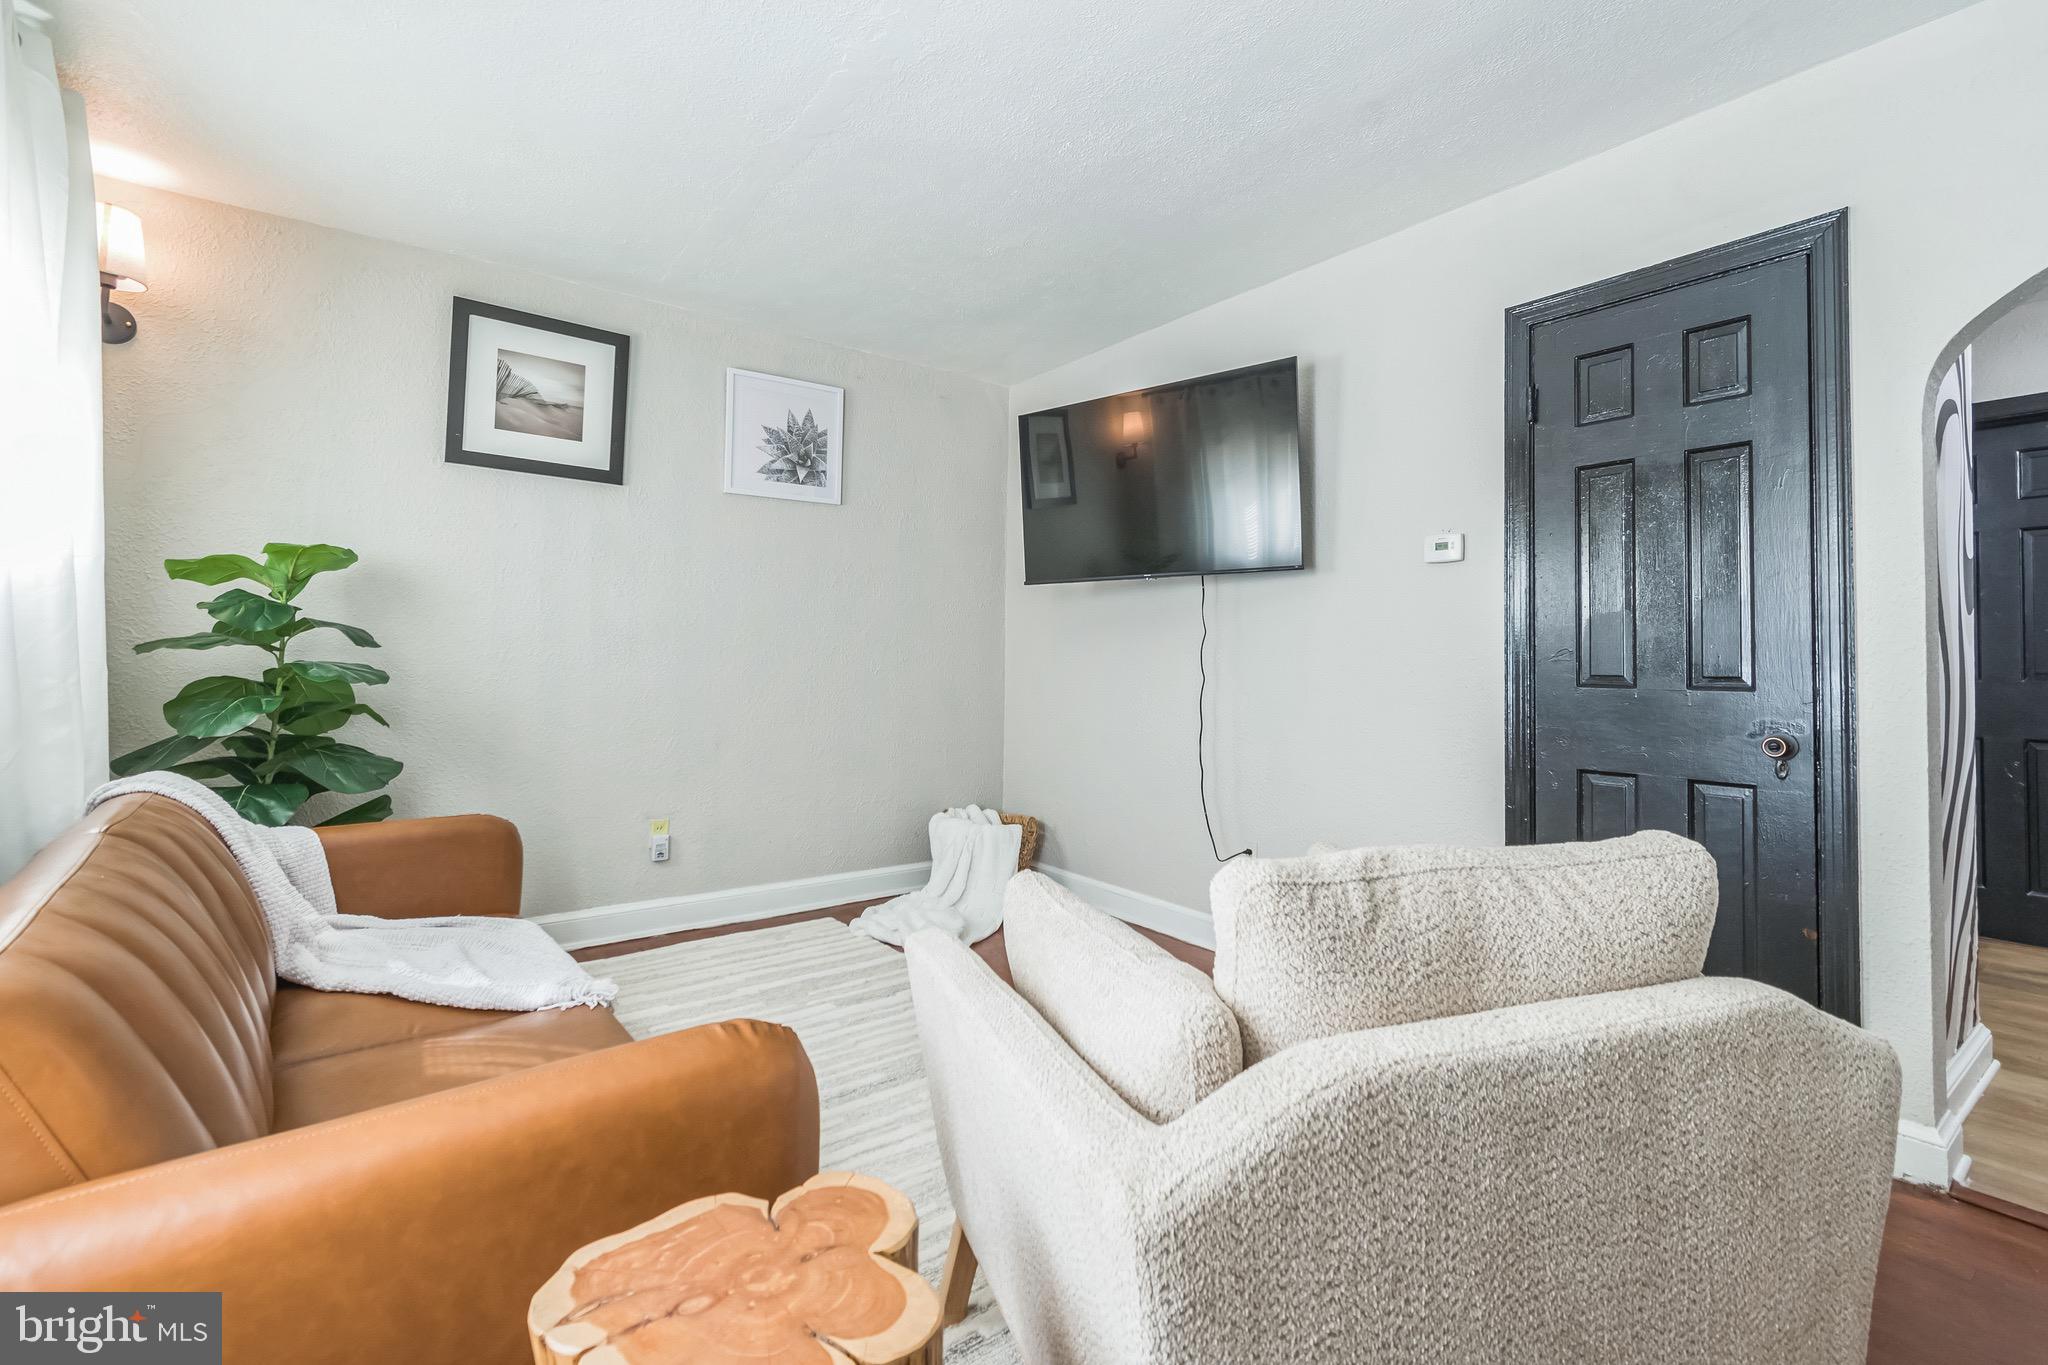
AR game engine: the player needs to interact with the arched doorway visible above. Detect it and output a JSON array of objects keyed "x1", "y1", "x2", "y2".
[{"x1": 1930, "y1": 267, "x2": 2048, "y2": 1215}]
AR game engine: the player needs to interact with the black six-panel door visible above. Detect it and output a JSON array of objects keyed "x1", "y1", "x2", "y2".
[
  {"x1": 1525, "y1": 255, "x2": 1821, "y2": 1002},
  {"x1": 1974, "y1": 396, "x2": 2048, "y2": 948}
]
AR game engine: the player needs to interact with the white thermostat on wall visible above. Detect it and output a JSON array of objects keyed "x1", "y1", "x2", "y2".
[{"x1": 1424, "y1": 531, "x2": 1466, "y2": 564}]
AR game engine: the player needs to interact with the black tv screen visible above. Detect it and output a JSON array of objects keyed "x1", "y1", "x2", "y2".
[{"x1": 1017, "y1": 357, "x2": 1304, "y2": 584}]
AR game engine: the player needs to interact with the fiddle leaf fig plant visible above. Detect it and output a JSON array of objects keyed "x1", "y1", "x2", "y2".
[{"x1": 111, "y1": 542, "x2": 401, "y2": 826}]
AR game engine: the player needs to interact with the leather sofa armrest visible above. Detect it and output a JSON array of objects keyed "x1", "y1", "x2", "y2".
[
  {"x1": 315, "y1": 813, "x2": 522, "y2": 918},
  {"x1": 0, "y1": 1019, "x2": 819, "y2": 1365}
]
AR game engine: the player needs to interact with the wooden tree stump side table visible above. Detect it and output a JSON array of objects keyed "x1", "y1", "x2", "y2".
[{"x1": 528, "y1": 1171, "x2": 943, "y2": 1365}]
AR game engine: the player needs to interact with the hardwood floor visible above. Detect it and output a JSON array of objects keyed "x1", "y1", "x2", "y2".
[
  {"x1": 1869, "y1": 1184, "x2": 2048, "y2": 1363},
  {"x1": 571, "y1": 898, "x2": 1213, "y2": 981},
  {"x1": 1960, "y1": 938, "x2": 2048, "y2": 1214},
  {"x1": 578, "y1": 905, "x2": 2048, "y2": 1362}
]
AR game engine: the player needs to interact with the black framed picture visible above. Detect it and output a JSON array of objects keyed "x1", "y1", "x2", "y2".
[
  {"x1": 1019, "y1": 410, "x2": 1075, "y2": 508},
  {"x1": 445, "y1": 297, "x2": 630, "y2": 484}
]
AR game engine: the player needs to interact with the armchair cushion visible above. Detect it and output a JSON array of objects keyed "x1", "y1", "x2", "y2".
[
  {"x1": 911, "y1": 914, "x2": 1899, "y2": 1365},
  {"x1": 1004, "y1": 871, "x2": 1241, "y2": 1122},
  {"x1": 1213, "y1": 830, "x2": 1718, "y2": 1060}
]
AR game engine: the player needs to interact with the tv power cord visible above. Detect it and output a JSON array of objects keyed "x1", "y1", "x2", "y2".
[{"x1": 1198, "y1": 574, "x2": 1253, "y2": 864}]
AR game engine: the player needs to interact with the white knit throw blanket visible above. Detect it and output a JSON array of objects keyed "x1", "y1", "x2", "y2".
[
  {"x1": 89, "y1": 773, "x2": 616, "y2": 1011},
  {"x1": 850, "y1": 805, "x2": 1021, "y2": 946}
]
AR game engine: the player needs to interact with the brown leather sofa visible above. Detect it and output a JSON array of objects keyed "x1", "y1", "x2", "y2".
[{"x1": 0, "y1": 794, "x2": 820, "y2": 1363}]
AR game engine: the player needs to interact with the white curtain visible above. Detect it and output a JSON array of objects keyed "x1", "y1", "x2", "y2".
[{"x1": 1, "y1": 0, "x2": 106, "y2": 879}]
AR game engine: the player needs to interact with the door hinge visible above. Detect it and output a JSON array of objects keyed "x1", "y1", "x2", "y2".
[{"x1": 1526, "y1": 385, "x2": 1539, "y2": 424}]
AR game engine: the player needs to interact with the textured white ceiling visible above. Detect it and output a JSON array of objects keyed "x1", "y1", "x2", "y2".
[{"x1": 51, "y1": 0, "x2": 1970, "y2": 382}]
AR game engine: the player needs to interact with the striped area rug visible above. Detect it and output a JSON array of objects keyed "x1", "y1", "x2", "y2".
[{"x1": 604, "y1": 918, "x2": 1018, "y2": 1364}]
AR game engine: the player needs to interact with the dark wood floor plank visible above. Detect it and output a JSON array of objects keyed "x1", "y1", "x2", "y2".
[
  {"x1": 1868, "y1": 1186, "x2": 2048, "y2": 1363},
  {"x1": 575, "y1": 902, "x2": 2048, "y2": 1361},
  {"x1": 572, "y1": 900, "x2": 883, "y2": 961}
]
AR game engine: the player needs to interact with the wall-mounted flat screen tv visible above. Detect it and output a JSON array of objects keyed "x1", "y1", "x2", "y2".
[{"x1": 1017, "y1": 357, "x2": 1303, "y2": 585}]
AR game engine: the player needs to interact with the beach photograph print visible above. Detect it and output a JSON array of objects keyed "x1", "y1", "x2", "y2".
[
  {"x1": 724, "y1": 368, "x2": 845, "y2": 505},
  {"x1": 494, "y1": 349, "x2": 585, "y2": 440},
  {"x1": 446, "y1": 298, "x2": 630, "y2": 485}
]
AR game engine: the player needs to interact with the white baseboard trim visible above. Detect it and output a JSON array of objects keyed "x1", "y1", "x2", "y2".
[
  {"x1": 1894, "y1": 1111, "x2": 1966, "y2": 1188},
  {"x1": 1035, "y1": 864, "x2": 1214, "y2": 950},
  {"x1": 533, "y1": 861, "x2": 1214, "y2": 954},
  {"x1": 1893, "y1": 1028, "x2": 2001, "y2": 1188},
  {"x1": 1897, "y1": 1021, "x2": 2002, "y2": 1191},
  {"x1": 1946, "y1": 1021, "x2": 2000, "y2": 1118},
  {"x1": 533, "y1": 861, "x2": 931, "y2": 951}
]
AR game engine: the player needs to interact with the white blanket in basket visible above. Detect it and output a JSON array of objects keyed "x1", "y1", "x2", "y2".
[{"x1": 850, "y1": 805, "x2": 1021, "y2": 947}]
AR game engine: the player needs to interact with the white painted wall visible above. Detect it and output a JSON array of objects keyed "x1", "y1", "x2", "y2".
[
  {"x1": 99, "y1": 181, "x2": 1007, "y2": 916},
  {"x1": 1004, "y1": 0, "x2": 2048, "y2": 1137},
  {"x1": 1973, "y1": 285, "x2": 2048, "y2": 402}
]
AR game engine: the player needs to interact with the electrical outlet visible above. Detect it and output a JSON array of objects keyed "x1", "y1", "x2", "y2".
[{"x1": 648, "y1": 818, "x2": 671, "y2": 863}]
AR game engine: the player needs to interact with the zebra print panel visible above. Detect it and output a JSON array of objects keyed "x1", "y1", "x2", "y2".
[{"x1": 1936, "y1": 349, "x2": 1981, "y2": 1057}]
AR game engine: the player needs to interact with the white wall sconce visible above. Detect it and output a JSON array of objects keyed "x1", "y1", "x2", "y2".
[
  {"x1": 96, "y1": 202, "x2": 146, "y2": 344},
  {"x1": 1115, "y1": 406, "x2": 1146, "y2": 469}
]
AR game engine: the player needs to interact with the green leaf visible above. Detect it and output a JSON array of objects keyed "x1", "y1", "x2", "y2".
[
  {"x1": 256, "y1": 731, "x2": 324, "y2": 767},
  {"x1": 163, "y1": 676, "x2": 284, "y2": 738},
  {"x1": 279, "y1": 701, "x2": 388, "y2": 736},
  {"x1": 319, "y1": 795, "x2": 393, "y2": 826},
  {"x1": 200, "y1": 588, "x2": 298, "y2": 634},
  {"x1": 269, "y1": 669, "x2": 355, "y2": 711},
  {"x1": 286, "y1": 660, "x2": 388, "y2": 686},
  {"x1": 221, "y1": 735, "x2": 331, "y2": 797},
  {"x1": 136, "y1": 622, "x2": 283, "y2": 652},
  {"x1": 249, "y1": 737, "x2": 332, "y2": 797},
  {"x1": 215, "y1": 623, "x2": 287, "y2": 648},
  {"x1": 133, "y1": 632, "x2": 250, "y2": 653},
  {"x1": 256, "y1": 736, "x2": 322, "y2": 781},
  {"x1": 110, "y1": 734, "x2": 214, "y2": 776},
  {"x1": 169, "y1": 757, "x2": 259, "y2": 784},
  {"x1": 221, "y1": 733, "x2": 272, "y2": 761},
  {"x1": 281, "y1": 741, "x2": 401, "y2": 794},
  {"x1": 164, "y1": 553, "x2": 280, "y2": 593},
  {"x1": 284, "y1": 618, "x2": 380, "y2": 648},
  {"x1": 262, "y1": 543, "x2": 357, "y2": 601},
  {"x1": 220, "y1": 782, "x2": 310, "y2": 827},
  {"x1": 278, "y1": 706, "x2": 348, "y2": 737}
]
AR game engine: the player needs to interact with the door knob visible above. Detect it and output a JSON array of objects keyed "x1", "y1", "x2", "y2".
[{"x1": 1761, "y1": 734, "x2": 1800, "y2": 781}]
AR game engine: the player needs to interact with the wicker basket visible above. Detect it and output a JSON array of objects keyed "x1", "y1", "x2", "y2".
[{"x1": 1001, "y1": 812, "x2": 1042, "y2": 870}]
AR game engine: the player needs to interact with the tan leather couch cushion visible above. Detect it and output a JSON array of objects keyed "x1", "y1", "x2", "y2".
[
  {"x1": 270, "y1": 986, "x2": 631, "y2": 1129},
  {"x1": 0, "y1": 796, "x2": 276, "y2": 1204},
  {"x1": 0, "y1": 1018, "x2": 821, "y2": 1365}
]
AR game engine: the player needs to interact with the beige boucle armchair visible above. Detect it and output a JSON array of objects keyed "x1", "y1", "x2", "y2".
[{"x1": 905, "y1": 833, "x2": 1900, "y2": 1365}]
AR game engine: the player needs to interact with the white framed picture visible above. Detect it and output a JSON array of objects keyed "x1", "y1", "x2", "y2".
[{"x1": 724, "y1": 368, "x2": 844, "y2": 505}]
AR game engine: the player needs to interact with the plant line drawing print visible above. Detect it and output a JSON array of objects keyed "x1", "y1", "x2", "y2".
[{"x1": 758, "y1": 408, "x2": 830, "y2": 487}]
